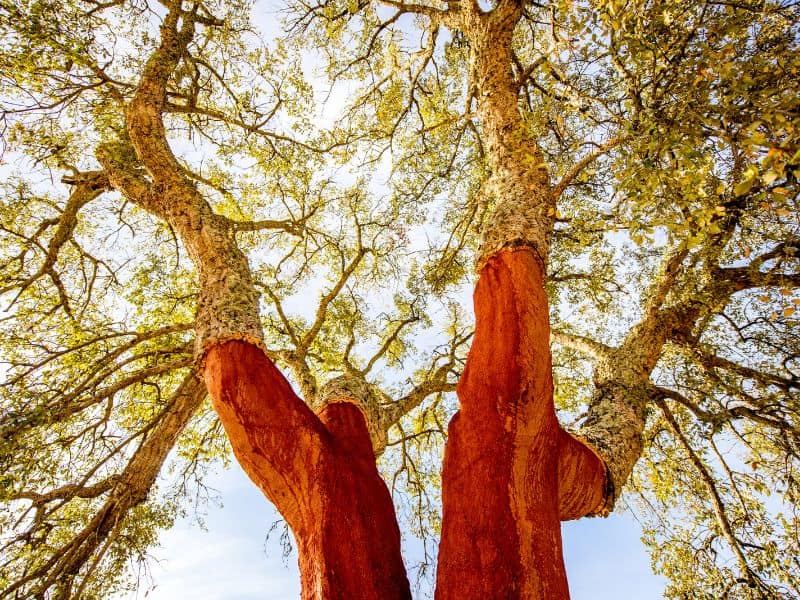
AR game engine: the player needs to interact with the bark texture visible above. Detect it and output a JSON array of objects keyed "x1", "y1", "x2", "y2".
[
  {"x1": 436, "y1": 249, "x2": 606, "y2": 600},
  {"x1": 314, "y1": 374, "x2": 390, "y2": 455},
  {"x1": 467, "y1": 6, "x2": 555, "y2": 268},
  {"x1": 204, "y1": 341, "x2": 410, "y2": 600},
  {"x1": 97, "y1": 9, "x2": 264, "y2": 361},
  {"x1": 575, "y1": 250, "x2": 704, "y2": 511}
]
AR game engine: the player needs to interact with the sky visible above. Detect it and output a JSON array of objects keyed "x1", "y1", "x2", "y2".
[{"x1": 123, "y1": 462, "x2": 666, "y2": 600}]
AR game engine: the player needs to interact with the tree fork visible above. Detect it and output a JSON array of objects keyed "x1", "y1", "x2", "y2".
[
  {"x1": 111, "y1": 3, "x2": 611, "y2": 598},
  {"x1": 98, "y1": 6, "x2": 410, "y2": 597}
]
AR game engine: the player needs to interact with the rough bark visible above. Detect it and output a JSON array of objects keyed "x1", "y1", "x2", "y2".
[
  {"x1": 432, "y1": 5, "x2": 611, "y2": 596},
  {"x1": 574, "y1": 287, "x2": 704, "y2": 510},
  {"x1": 99, "y1": 8, "x2": 264, "y2": 361},
  {"x1": 313, "y1": 374, "x2": 390, "y2": 455},
  {"x1": 436, "y1": 249, "x2": 606, "y2": 600},
  {"x1": 574, "y1": 245, "x2": 741, "y2": 511},
  {"x1": 204, "y1": 341, "x2": 410, "y2": 600},
  {"x1": 467, "y1": 6, "x2": 555, "y2": 269}
]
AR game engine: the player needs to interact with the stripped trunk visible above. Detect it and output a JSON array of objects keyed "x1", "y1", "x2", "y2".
[
  {"x1": 434, "y1": 7, "x2": 608, "y2": 598},
  {"x1": 204, "y1": 342, "x2": 410, "y2": 600},
  {"x1": 436, "y1": 250, "x2": 606, "y2": 599}
]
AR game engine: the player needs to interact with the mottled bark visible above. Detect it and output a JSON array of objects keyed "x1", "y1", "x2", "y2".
[
  {"x1": 436, "y1": 250, "x2": 606, "y2": 600},
  {"x1": 204, "y1": 341, "x2": 410, "y2": 600},
  {"x1": 314, "y1": 374, "x2": 390, "y2": 455},
  {"x1": 98, "y1": 8, "x2": 264, "y2": 361},
  {"x1": 572, "y1": 242, "x2": 756, "y2": 510},
  {"x1": 466, "y1": 8, "x2": 555, "y2": 269},
  {"x1": 576, "y1": 298, "x2": 701, "y2": 511},
  {"x1": 553, "y1": 198, "x2": 778, "y2": 511}
]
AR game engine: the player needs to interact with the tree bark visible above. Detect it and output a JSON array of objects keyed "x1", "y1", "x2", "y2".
[
  {"x1": 204, "y1": 341, "x2": 411, "y2": 600},
  {"x1": 433, "y1": 5, "x2": 608, "y2": 596},
  {"x1": 435, "y1": 249, "x2": 606, "y2": 600},
  {"x1": 103, "y1": 5, "x2": 609, "y2": 598}
]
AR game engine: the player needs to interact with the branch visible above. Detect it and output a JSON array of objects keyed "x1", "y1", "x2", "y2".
[
  {"x1": 2, "y1": 371, "x2": 205, "y2": 599},
  {"x1": 551, "y1": 330, "x2": 613, "y2": 360},
  {"x1": 299, "y1": 246, "x2": 369, "y2": 353},
  {"x1": 360, "y1": 311, "x2": 420, "y2": 376},
  {"x1": 0, "y1": 172, "x2": 110, "y2": 316},
  {"x1": 9, "y1": 477, "x2": 118, "y2": 506},
  {"x1": 382, "y1": 328, "x2": 470, "y2": 427},
  {"x1": 714, "y1": 265, "x2": 800, "y2": 291},
  {"x1": 225, "y1": 205, "x2": 318, "y2": 237},
  {"x1": 679, "y1": 344, "x2": 798, "y2": 392},
  {"x1": 642, "y1": 245, "x2": 690, "y2": 317},
  {"x1": 656, "y1": 398, "x2": 763, "y2": 590},
  {"x1": 385, "y1": 376, "x2": 457, "y2": 429},
  {"x1": 377, "y1": 0, "x2": 458, "y2": 27},
  {"x1": 552, "y1": 133, "x2": 631, "y2": 198}
]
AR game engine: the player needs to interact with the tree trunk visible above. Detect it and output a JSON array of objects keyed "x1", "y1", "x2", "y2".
[
  {"x1": 204, "y1": 341, "x2": 411, "y2": 600},
  {"x1": 430, "y1": 12, "x2": 609, "y2": 596},
  {"x1": 435, "y1": 249, "x2": 606, "y2": 599}
]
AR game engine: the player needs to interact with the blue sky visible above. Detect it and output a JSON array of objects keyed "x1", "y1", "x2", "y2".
[{"x1": 125, "y1": 462, "x2": 665, "y2": 600}]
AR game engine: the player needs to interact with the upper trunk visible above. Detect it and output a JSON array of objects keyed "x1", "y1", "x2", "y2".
[
  {"x1": 435, "y1": 7, "x2": 611, "y2": 598},
  {"x1": 467, "y1": 9, "x2": 555, "y2": 267}
]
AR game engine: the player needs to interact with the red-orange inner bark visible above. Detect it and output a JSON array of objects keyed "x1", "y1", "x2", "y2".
[
  {"x1": 203, "y1": 248, "x2": 605, "y2": 599},
  {"x1": 435, "y1": 249, "x2": 605, "y2": 599},
  {"x1": 204, "y1": 342, "x2": 410, "y2": 600}
]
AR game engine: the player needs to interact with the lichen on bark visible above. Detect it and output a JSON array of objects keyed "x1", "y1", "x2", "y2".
[{"x1": 464, "y1": 12, "x2": 555, "y2": 270}]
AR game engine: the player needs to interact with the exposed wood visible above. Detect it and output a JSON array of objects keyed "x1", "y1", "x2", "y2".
[
  {"x1": 436, "y1": 249, "x2": 606, "y2": 599},
  {"x1": 204, "y1": 341, "x2": 411, "y2": 600}
]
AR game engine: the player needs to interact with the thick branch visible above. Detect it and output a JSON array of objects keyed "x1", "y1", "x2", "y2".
[
  {"x1": 551, "y1": 330, "x2": 613, "y2": 361},
  {"x1": 4, "y1": 371, "x2": 205, "y2": 600}
]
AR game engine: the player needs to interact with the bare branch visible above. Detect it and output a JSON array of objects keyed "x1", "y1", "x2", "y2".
[{"x1": 551, "y1": 330, "x2": 613, "y2": 361}]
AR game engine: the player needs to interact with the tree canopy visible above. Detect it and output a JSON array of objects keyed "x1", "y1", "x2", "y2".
[{"x1": 0, "y1": 0, "x2": 798, "y2": 598}]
